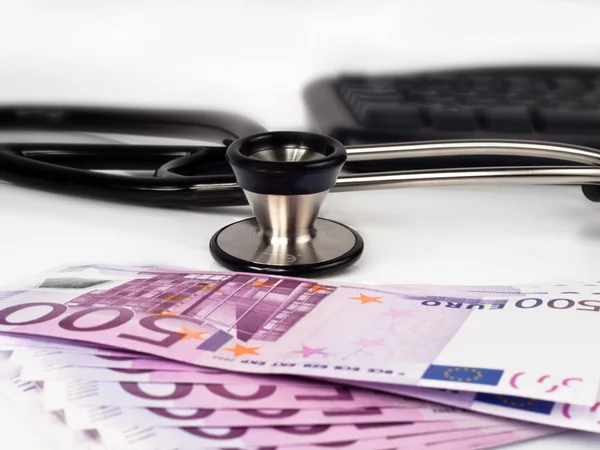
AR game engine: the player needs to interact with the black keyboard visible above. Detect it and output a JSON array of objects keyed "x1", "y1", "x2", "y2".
[{"x1": 303, "y1": 66, "x2": 600, "y2": 171}]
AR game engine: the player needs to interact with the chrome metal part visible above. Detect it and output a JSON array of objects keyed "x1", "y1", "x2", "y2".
[
  {"x1": 248, "y1": 146, "x2": 324, "y2": 163},
  {"x1": 212, "y1": 217, "x2": 360, "y2": 268},
  {"x1": 244, "y1": 191, "x2": 328, "y2": 245},
  {"x1": 345, "y1": 140, "x2": 600, "y2": 166}
]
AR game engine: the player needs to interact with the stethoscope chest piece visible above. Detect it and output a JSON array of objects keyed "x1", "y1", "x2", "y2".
[{"x1": 209, "y1": 131, "x2": 364, "y2": 276}]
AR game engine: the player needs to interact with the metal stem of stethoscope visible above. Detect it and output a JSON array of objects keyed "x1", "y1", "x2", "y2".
[
  {"x1": 208, "y1": 133, "x2": 600, "y2": 277},
  {"x1": 337, "y1": 140, "x2": 600, "y2": 190},
  {"x1": 345, "y1": 140, "x2": 600, "y2": 165}
]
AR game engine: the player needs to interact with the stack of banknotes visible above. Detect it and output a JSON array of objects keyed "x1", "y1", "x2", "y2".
[{"x1": 0, "y1": 263, "x2": 598, "y2": 449}]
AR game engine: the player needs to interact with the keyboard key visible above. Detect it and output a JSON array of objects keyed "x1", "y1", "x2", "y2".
[
  {"x1": 422, "y1": 75, "x2": 456, "y2": 90},
  {"x1": 535, "y1": 107, "x2": 600, "y2": 131},
  {"x1": 482, "y1": 106, "x2": 533, "y2": 132},
  {"x1": 403, "y1": 88, "x2": 457, "y2": 105},
  {"x1": 591, "y1": 77, "x2": 600, "y2": 92},
  {"x1": 428, "y1": 105, "x2": 478, "y2": 130},
  {"x1": 507, "y1": 76, "x2": 532, "y2": 92},
  {"x1": 346, "y1": 91, "x2": 403, "y2": 110},
  {"x1": 357, "y1": 102, "x2": 423, "y2": 129},
  {"x1": 580, "y1": 90, "x2": 600, "y2": 106},
  {"x1": 461, "y1": 75, "x2": 497, "y2": 92},
  {"x1": 550, "y1": 76, "x2": 587, "y2": 95}
]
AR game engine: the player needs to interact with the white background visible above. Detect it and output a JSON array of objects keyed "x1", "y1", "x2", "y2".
[{"x1": 1, "y1": 0, "x2": 600, "y2": 448}]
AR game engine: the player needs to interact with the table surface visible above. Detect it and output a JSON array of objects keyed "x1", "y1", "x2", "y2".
[{"x1": 3, "y1": 0, "x2": 600, "y2": 448}]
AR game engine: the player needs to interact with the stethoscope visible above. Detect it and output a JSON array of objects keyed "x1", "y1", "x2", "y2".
[{"x1": 3, "y1": 105, "x2": 600, "y2": 276}]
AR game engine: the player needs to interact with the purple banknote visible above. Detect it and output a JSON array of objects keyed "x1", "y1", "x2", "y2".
[{"x1": 0, "y1": 264, "x2": 598, "y2": 406}]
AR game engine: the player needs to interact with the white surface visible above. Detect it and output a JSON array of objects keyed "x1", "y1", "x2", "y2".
[{"x1": 2, "y1": 0, "x2": 600, "y2": 448}]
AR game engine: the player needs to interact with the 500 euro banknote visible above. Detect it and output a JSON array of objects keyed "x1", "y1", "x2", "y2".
[
  {"x1": 3, "y1": 358, "x2": 550, "y2": 450},
  {"x1": 1, "y1": 366, "x2": 559, "y2": 450},
  {"x1": 351, "y1": 381, "x2": 600, "y2": 433},
  {"x1": 0, "y1": 264, "x2": 598, "y2": 406},
  {"x1": 94, "y1": 421, "x2": 559, "y2": 450}
]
